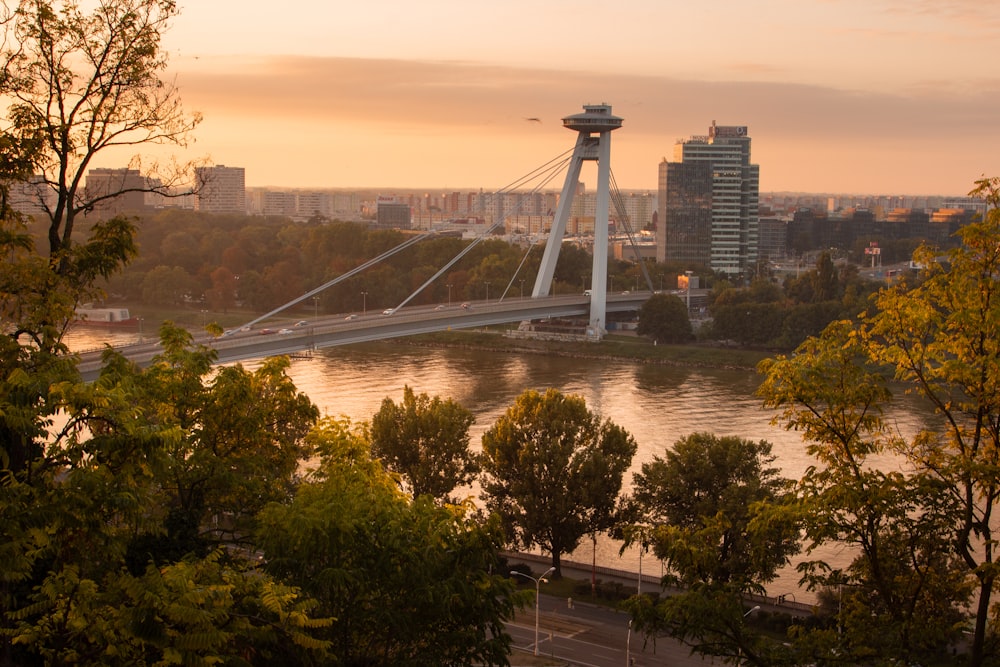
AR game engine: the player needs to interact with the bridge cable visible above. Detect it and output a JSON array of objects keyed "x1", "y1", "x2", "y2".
[
  {"x1": 235, "y1": 231, "x2": 437, "y2": 330},
  {"x1": 390, "y1": 151, "x2": 573, "y2": 312},
  {"x1": 610, "y1": 168, "x2": 655, "y2": 292},
  {"x1": 238, "y1": 146, "x2": 577, "y2": 328}
]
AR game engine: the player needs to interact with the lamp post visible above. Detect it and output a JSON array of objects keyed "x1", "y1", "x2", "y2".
[
  {"x1": 312, "y1": 296, "x2": 319, "y2": 319},
  {"x1": 447, "y1": 283, "x2": 452, "y2": 306},
  {"x1": 361, "y1": 291, "x2": 367, "y2": 314},
  {"x1": 511, "y1": 566, "x2": 555, "y2": 656},
  {"x1": 738, "y1": 605, "x2": 761, "y2": 665}
]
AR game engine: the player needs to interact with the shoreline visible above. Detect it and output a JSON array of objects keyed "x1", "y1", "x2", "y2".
[{"x1": 400, "y1": 329, "x2": 773, "y2": 373}]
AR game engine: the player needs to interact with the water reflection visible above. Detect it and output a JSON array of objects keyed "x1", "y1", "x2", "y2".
[{"x1": 67, "y1": 329, "x2": 937, "y2": 602}]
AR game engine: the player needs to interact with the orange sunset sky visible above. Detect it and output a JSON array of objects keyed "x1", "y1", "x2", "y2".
[{"x1": 108, "y1": 0, "x2": 1000, "y2": 195}]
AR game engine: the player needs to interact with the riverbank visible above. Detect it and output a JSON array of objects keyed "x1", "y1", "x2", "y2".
[{"x1": 404, "y1": 329, "x2": 773, "y2": 372}]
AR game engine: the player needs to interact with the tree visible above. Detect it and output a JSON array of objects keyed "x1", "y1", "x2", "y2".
[
  {"x1": 258, "y1": 418, "x2": 519, "y2": 667},
  {"x1": 756, "y1": 177, "x2": 1000, "y2": 666},
  {"x1": 624, "y1": 433, "x2": 800, "y2": 665},
  {"x1": 0, "y1": 322, "x2": 328, "y2": 665},
  {"x1": 479, "y1": 388, "x2": 637, "y2": 577},
  {"x1": 2, "y1": 0, "x2": 202, "y2": 271},
  {"x1": 368, "y1": 385, "x2": 478, "y2": 502},
  {"x1": 636, "y1": 293, "x2": 692, "y2": 343}
]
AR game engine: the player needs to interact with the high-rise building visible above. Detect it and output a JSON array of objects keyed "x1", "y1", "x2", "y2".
[
  {"x1": 195, "y1": 165, "x2": 246, "y2": 214},
  {"x1": 657, "y1": 122, "x2": 759, "y2": 278},
  {"x1": 84, "y1": 168, "x2": 150, "y2": 217}
]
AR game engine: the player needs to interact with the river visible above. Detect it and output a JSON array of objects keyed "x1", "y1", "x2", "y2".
[{"x1": 66, "y1": 327, "x2": 932, "y2": 603}]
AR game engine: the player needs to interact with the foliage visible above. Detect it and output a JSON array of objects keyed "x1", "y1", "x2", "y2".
[
  {"x1": 368, "y1": 385, "x2": 478, "y2": 502},
  {"x1": 636, "y1": 293, "x2": 692, "y2": 343},
  {"x1": 624, "y1": 433, "x2": 800, "y2": 664},
  {"x1": 755, "y1": 178, "x2": 1000, "y2": 666},
  {"x1": 0, "y1": 312, "x2": 327, "y2": 664},
  {"x1": 258, "y1": 418, "x2": 519, "y2": 667},
  {"x1": 2, "y1": 0, "x2": 201, "y2": 267},
  {"x1": 631, "y1": 433, "x2": 798, "y2": 587},
  {"x1": 479, "y1": 388, "x2": 637, "y2": 576}
]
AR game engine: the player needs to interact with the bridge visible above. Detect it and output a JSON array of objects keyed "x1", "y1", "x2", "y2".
[
  {"x1": 77, "y1": 103, "x2": 662, "y2": 380},
  {"x1": 76, "y1": 292, "x2": 653, "y2": 382}
]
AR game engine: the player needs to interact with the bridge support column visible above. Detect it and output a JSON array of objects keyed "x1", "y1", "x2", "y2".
[{"x1": 531, "y1": 104, "x2": 622, "y2": 339}]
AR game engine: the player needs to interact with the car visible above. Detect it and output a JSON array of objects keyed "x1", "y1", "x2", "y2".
[
  {"x1": 294, "y1": 320, "x2": 309, "y2": 327},
  {"x1": 344, "y1": 313, "x2": 359, "y2": 320},
  {"x1": 434, "y1": 304, "x2": 446, "y2": 311},
  {"x1": 258, "y1": 328, "x2": 274, "y2": 335},
  {"x1": 277, "y1": 328, "x2": 293, "y2": 335},
  {"x1": 460, "y1": 302, "x2": 471, "y2": 310},
  {"x1": 381, "y1": 308, "x2": 394, "y2": 316}
]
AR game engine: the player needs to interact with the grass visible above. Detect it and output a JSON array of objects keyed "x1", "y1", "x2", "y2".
[{"x1": 410, "y1": 328, "x2": 773, "y2": 371}]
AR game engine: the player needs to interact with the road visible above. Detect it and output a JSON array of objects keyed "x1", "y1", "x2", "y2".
[{"x1": 507, "y1": 593, "x2": 718, "y2": 667}]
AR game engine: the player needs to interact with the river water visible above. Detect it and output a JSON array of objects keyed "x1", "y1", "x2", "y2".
[{"x1": 66, "y1": 327, "x2": 932, "y2": 602}]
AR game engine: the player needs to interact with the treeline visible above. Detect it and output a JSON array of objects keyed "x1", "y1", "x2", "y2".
[
  {"x1": 701, "y1": 252, "x2": 885, "y2": 349},
  {"x1": 84, "y1": 209, "x2": 652, "y2": 315},
  {"x1": 85, "y1": 209, "x2": 889, "y2": 353}
]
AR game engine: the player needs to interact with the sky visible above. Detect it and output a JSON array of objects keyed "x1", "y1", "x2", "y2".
[{"x1": 130, "y1": 0, "x2": 1000, "y2": 195}]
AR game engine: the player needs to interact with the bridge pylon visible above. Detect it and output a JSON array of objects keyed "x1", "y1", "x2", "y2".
[{"x1": 531, "y1": 103, "x2": 622, "y2": 339}]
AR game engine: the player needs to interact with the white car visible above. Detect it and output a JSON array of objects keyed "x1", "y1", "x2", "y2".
[
  {"x1": 278, "y1": 328, "x2": 293, "y2": 335},
  {"x1": 381, "y1": 308, "x2": 395, "y2": 316}
]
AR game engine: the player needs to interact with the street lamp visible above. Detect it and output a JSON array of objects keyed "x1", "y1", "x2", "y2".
[
  {"x1": 738, "y1": 605, "x2": 761, "y2": 665},
  {"x1": 447, "y1": 283, "x2": 452, "y2": 306},
  {"x1": 511, "y1": 566, "x2": 555, "y2": 656},
  {"x1": 361, "y1": 291, "x2": 367, "y2": 314},
  {"x1": 312, "y1": 296, "x2": 319, "y2": 319}
]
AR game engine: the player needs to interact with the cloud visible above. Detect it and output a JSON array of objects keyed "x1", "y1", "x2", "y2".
[{"x1": 164, "y1": 55, "x2": 1000, "y2": 193}]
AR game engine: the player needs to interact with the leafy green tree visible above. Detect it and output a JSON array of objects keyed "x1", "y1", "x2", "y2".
[
  {"x1": 0, "y1": 322, "x2": 328, "y2": 665},
  {"x1": 624, "y1": 433, "x2": 800, "y2": 665},
  {"x1": 479, "y1": 388, "x2": 637, "y2": 576},
  {"x1": 636, "y1": 293, "x2": 692, "y2": 343},
  {"x1": 368, "y1": 385, "x2": 478, "y2": 502},
  {"x1": 2, "y1": 0, "x2": 201, "y2": 271},
  {"x1": 259, "y1": 418, "x2": 519, "y2": 667},
  {"x1": 756, "y1": 177, "x2": 1000, "y2": 666},
  {"x1": 140, "y1": 264, "x2": 195, "y2": 305}
]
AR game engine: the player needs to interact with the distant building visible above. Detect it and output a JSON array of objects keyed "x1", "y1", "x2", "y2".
[
  {"x1": 296, "y1": 191, "x2": 332, "y2": 219},
  {"x1": 261, "y1": 190, "x2": 297, "y2": 217},
  {"x1": 195, "y1": 165, "x2": 246, "y2": 214},
  {"x1": 658, "y1": 122, "x2": 760, "y2": 278},
  {"x1": 7, "y1": 174, "x2": 52, "y2": 218},
  {"x1": 757, "y1": 217, "x2": 788, "y2": 265},
  {"x1": 84, "y1": 168, "x2": 150, "y2": 218},
  {"x1": 375, "y1": 196, "x2": 411, "y2": 229}
]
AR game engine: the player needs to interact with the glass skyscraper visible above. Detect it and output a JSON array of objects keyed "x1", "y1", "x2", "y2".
[{"x1": 657, "y1": 122, "x2": 759, "y2": 279}]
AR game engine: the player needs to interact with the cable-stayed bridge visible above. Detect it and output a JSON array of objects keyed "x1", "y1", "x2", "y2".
[{"x1": 77, "y1": 103, "x2": 659, "y2": 380}]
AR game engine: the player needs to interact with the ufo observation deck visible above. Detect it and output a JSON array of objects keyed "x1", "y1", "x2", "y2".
[{"x1": 561, "y1": 103, "x2": 623, "y2": 134}]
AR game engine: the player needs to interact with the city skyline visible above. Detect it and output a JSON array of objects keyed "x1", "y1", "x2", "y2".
[{"x1": 94, "y1": 0, "x2": 999, "y2": 196}]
